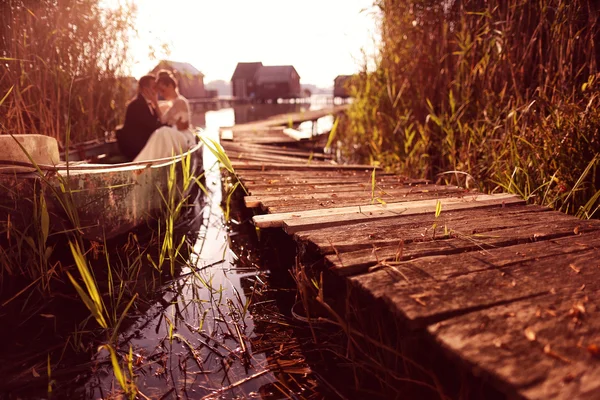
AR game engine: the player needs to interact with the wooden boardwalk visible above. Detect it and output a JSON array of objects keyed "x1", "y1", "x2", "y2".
[
  {"x1": 219, "y1": 104, "x2": 348, "y2": 145},
  {"x1": 221, "y1": 128, "x2": 600, "y2": 399},
  {"x1": 223, "y1": 105, "x2": 348, "y2": 133}
]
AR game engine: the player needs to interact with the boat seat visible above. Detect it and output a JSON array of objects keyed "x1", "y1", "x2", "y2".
[{"x1": 0, "y1": 134, "x2": 60, "y2": 173}]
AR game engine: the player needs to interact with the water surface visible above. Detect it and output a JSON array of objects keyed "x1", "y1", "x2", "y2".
[{"x1": 82, "y1": 100, "x2": 339, "y2": 399}]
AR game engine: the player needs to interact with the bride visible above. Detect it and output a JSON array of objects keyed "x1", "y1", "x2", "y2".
[{"x1": 133, "y1": 70, "x2": 195, "y2": 162}]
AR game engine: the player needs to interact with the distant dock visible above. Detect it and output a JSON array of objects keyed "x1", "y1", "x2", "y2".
[
  {"x1": 188, "y1": 95, "x2": 351, "y2": 112},
  {"x1": 219, "y1": 104, "x2": 348, "y2": 144}
]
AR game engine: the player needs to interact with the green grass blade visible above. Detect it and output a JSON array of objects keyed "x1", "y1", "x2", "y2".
[
  {"x1": 68, "y1": 241, "x2": 107, "y2": 328},
  {"x1": 40, "y1": 194, "x2": 50, "y2": 245},
  {"x1": 325, "y1": 116, "x2": 340, "y2": 151},
  {"x1": 66, "y1": 272, "x2": 107, "y2": 328},
  {"x1": 101, "y1": 344, "x2": 130, "y2": 394},
  {"x1": 435, "y1": 200, "x2": 442, "y2": 218},
  {"x1": 0, "y1": 86, "x2": 14, "y2": 106},
  {"x1": 110, "y1": 293, "x2": 138, "y2": 343},
  {"x1": 371, "y1": 167, "x2": 376, "y2": 204},
  {"x1": 200, "y1": 136, "x2": 235, "y2": 174}
]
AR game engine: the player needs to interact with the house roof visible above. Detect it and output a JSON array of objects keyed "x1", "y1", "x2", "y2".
[
  {"x1": 151, "y1": 60, "x2": 204, "y2": 77},
  {"x1": 254, "y1": 65, "x2": 299, "y2": 85},
  {"x1": 335, "y1": 75, "x2": 353, "y2": 81},
  {"x1": 231, "y1": 62, "x2": 263, "y2": 81},
  {"x1": 334, "y1": 75, "x2": 352, "y2": 86}
]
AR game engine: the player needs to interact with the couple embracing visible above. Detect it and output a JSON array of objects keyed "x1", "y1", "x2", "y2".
[{"x1": 117, "y1": 70, "x2": 195, "y2": 162}]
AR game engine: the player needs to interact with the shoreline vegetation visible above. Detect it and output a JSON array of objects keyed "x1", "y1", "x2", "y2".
[
  {"x1": 1, "y1": 1, "x2": 136, "y2": 146},
  {"x1": 1, "y1": 0, "x2": 600, "y2": 398},
  {"x1": 339, "y1": 0, "x2": 600, "y2": 218}
]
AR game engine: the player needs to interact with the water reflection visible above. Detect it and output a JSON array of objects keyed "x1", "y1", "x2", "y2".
[
  {"x1": 0, "y1": 98, "x2": 340, "y2": 399},
  {"x1": 233, "y1": 103, "x2": 307, "y2": 125},
  {"x1": 84, "y1": 101, "x2": 329, "y2": 399},
  {"x1": 196, "y1": 95, "x2": 335, "y2": 127}
]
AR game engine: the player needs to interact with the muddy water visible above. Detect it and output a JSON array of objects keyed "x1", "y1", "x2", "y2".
[{"x1": 77, "y1": 101, "x2": 340, "y2": 398}]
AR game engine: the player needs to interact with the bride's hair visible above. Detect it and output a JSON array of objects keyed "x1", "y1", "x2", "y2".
[{"x1": 156, "y1": 69, "x2": 177, "y2": 88}]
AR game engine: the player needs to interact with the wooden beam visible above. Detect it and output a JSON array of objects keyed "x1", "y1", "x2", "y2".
[
  {"x1": 231, "y1": 161, "x2": 378, "y2": 171},
  {"x1": 224, "y1": 105, "x2": 349, "y2": 132},
  {"x1": 243, "y1": 179, "x2": 432, "y2": 196},
  {"x1": 349, "y1": 229, "x2": 600, "y2": 329},
  {"x1": 429, "y1": 287, "x2": 600, "y2": 399},
  {"x1": 252, "y1": 193, "x2": 524, "y2": 232},
  {"x1": 222, "y1": 142, "x2": 333, "y2": 160},
  {"x1": 244, "y1": 184, "x2": 460, "y2": 208},
  {"x1": 325, "y1": 216, "x2": 600, "y2": 276},
  {"x1": 265, "y1": 189, "x2": 469, "y2": 214},
  {"x1": 295, "y1": 204, "x2": 548, "y2": 255}
]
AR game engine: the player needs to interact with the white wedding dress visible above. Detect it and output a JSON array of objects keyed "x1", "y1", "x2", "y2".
[{"x1": 133, "y1": 95, "x2": 195, "y2": 162}]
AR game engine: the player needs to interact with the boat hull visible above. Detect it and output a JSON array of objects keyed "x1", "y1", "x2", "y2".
[{"x1": 0, "y1": 143, "x2": 204, "y2": 242}]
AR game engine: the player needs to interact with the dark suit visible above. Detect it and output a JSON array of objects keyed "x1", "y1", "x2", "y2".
[{"x1": 116, "y1": 94, "x2": 165, "y2": 161}]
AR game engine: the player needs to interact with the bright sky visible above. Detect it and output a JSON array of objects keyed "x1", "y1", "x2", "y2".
[{"x1": 122, "y1": 0, "x2": 379, "y2": 88}]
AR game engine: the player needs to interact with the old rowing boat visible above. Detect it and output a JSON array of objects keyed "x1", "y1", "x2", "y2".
[{"x1": 0, "y1": 134, "x2": 204, "y2": 242}]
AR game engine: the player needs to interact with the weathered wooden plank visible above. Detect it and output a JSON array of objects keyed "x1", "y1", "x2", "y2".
[
  {"x1": 228, "y1": 126, "x2": 287, "y2": 134},
  {"x1": 229, "y1": 128, "x2": 292, "y2": 136},
  {"x1": 428, "y1": 288, "x2": 600, "y2": 399},
  {"x1": 236, "y1": 174, "x2": 390, "y2": 185},
  {"x1": 226, "y1": 128, "x2": 308, "y2": 145},
  {"x1": 230, "y1": 137, "x2": 304, "y2": 145},
  {"x1": 241, "y1": 148, "x2": 331, "y2": 160},
  {"x1": 241, "y1": 175, "x2": 426, "y2": 192},
  {"x1": 226, "y1": 129, "x2": 328, "y2": 146},
  {"x1": 297, "y1": 203, "x2": 546, "y2": 254},
  {"x1": 222, "y1": 142, "x2": 332, "y2": 160},
  {"x1": 225, "y1": 127, "x2": 600, "y2": 399},
  {"x1": 236, "y1": 169, "x2": 395, "y2": 179},
  {"x1": 231, "y1": 127, "x2": 287, "y2": 134},
  {"x1": 231, "y1": 161, "x2": 378, "y2": 171},
  {"x1": 230, "y1": 170, "x2": 419, "y2": 183},
  {"x1": 241, "y1": 177, "x2": 421, "y2": 193},
  {"x1": 226, "y1": 142, "x2": 600, "y2": 399},
  {"x1": 226, "y1": 127, "x2": 313, "y2": 143},
  {"x1": 244, "y1": 184, "x2": 459, "y2": 208},
  {"x1": 349, "y1": 230, "x2": 600, "y2": 330},
  {"x1": 325, "y1": 216, "x2": 600, "y2": 276},
  {"x1": 276, "y1": 193, "x2": 525, "y2": 233},
  {"x1": 256, "y1": 193, "x2": 519, "y2": 229},
  {"x1": 266, "y1": 188, "x2": 469, "y2": 213},
  {"x1": 243, "y1": 178, "x2": 378, "y2": 190},
  {"x1": 239, "y1": 172, "x2": 385, "y2": 183},
  {"x1": 226, "y1": 151, "x2": 319, "y2": 165},
  {"x1": 295, "y1": 203, "x2": 540, "y2": 250},
  {"x1": 239, "y1": 171, "x2": 426, "y2": 182},
  {"x1": 227, "y1": 150, "x2": 313, "y2": 161},
  {"x1": 244, "y1": 180, "x2": 432, "y2": 196},
  {"x1": 228, "y1": 131, "x2": 289, "y2": 138}
]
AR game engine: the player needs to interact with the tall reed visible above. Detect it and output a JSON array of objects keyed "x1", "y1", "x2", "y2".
[
  {"x1": 341, "y1": 0, "x2": 600, "y2": 216},
  {"x1": 0, "y1": 0, "x2": 136, "y2": 146}
]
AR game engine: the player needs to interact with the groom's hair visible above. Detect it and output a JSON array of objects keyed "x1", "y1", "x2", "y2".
[{"x1": 138, "y1": 75, "x2": 156, "y2": 90}]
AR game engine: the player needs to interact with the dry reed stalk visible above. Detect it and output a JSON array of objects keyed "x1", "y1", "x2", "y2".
[
  {"x1": 341, "y1": 0, "x2": 600, "y2": 217},
  {"x1": 1, "y1": 1, "x2": 136, "y2": 146}
]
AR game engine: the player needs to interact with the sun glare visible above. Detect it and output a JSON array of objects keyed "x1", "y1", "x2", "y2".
[{"x1": 116, "y1": 0, "x2": 378, "y2": 88}]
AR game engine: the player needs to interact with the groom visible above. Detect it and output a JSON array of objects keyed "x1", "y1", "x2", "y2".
[{"x1": 116, "y1": 74, "x2": 188, "y2": 161}]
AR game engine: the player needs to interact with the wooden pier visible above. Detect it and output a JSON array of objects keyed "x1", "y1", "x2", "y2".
[
  {"x1": 220, "y1": 117, "x2": 600, "y2": 399},
  {"x1": 222, "y1": 105, "x2": 348, "y2": 133},
  {"x1": 188, "y1": 96, "x2": 350, "y2": 113},
  {"x1": 220, "y1": 104, "x2": 348, "y2": 146},
  {"x1": 188, "y1": 96, "x2": 245, "y2": 112}
]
